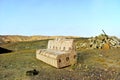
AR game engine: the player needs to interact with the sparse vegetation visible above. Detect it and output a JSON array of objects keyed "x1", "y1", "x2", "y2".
[
  {"x1": 0, "y1": 40, "x2": 48, "y2": 51},
  {"x1": 0, "y1": 39, "x2": 120, "y2": 80}
]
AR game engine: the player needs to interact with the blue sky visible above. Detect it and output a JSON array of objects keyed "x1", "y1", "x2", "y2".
[{"x1": 0, "y1": 0, "x2": 120, "y2": 37}]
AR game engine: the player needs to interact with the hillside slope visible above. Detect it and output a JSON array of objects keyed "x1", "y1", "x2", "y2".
[{"x1": 0, "y1": 35, "x2": 80, "y2": 43}]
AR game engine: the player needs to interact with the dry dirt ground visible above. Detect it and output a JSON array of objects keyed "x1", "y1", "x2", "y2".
[{"x1": 0, "y1": 40, "x2": 120, "y2": 80}]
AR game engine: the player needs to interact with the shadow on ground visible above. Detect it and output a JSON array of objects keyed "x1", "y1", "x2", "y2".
[{"x1": 0, "y1": 47, "x2": 12, "y2": 54}]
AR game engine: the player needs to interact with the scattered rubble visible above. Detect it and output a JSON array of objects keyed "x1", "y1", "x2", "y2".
[
  {"x1": 89, "y1": 34, "x2": 120, "y2": 49},
  {"x1": 76, "y1": 30, "x2": 120, "y2": 49}
]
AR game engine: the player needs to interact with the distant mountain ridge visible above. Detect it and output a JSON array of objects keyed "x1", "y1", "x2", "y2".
[{"x1": 0, "y1": 35, "x2": 80, "y2": 43}]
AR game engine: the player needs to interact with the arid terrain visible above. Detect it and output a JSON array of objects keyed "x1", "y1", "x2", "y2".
[
  {"x1": 0, "y1": 35, "x2": 79, "y2": 43},
  {"x1": 0, "y1": 35, "x2": 120, "y2": 80}
]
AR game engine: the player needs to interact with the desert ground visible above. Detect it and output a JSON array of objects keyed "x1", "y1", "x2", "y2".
[{"x1": 0, "y1": 37, "x2": 120, "y2": 80}]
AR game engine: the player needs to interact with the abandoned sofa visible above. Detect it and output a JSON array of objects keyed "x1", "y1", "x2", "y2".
[{"x1": 36, "y1": 38, "x2": 77, "y2": 68}]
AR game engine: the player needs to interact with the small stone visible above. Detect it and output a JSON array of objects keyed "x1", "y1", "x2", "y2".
[{"x1": 26, "y1": 69, "x2": 39, "y2": 76}]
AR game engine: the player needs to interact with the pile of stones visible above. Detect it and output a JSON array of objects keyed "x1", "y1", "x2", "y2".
[
  {"x1": 89, "y1": 34, "x2": 120, "y2": 49},
  {"x1": 75, "y1": 34, "x2": 120, "y2": 50}
]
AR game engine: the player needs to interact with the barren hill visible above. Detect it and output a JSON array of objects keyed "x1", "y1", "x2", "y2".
[{"x1": 0, "y1": 35, "x2": 80, "y2": 43}]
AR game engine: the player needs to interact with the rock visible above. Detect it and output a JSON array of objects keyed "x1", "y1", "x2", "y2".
[{"x1": 26, "y1": 69, "x2": 39, "y2": 76}]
